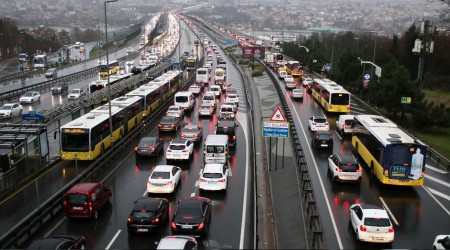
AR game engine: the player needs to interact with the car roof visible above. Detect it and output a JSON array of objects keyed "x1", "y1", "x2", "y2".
[
  {"x1": 204, "y1": 164, "x2": 224, "y2": 173},
  {"x1": 157, "y1": 236, "x2": 196, "y2": 249},
  {"x1": 359, "y1": 204, "x2": 390, "y2": 218},
  {"x1": 133, "y1": 197, "x2": 161, "y2": 212},
  {"x1": 335, "y1": 154, "x2": 357, "y2": 164},
  {"x1": 183, "y1": 124, "x2": 199, "y2": 130},
  {"x1": 312, "y1": 115, "x2": 327, "y2": 119},
  {"x1": 171, "y1": 138, "x2": 188, "y2": 144},
  {"x1": 153, "y1": 165, "x2": 176, "y2": 172},
  {"x1": 27, "y1": 235, "x2": 80, "y2": 249},
  {"x1": 67, "y1": 182, "x2": 101, "y2": 194}
]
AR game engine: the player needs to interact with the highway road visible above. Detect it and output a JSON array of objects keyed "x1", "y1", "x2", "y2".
[
  {"x1": 266, "y1": 68, "x2": 450, "y2": 249},
  {"x1": 1, "y1": 15, "x2": 253, "y2": 249}
]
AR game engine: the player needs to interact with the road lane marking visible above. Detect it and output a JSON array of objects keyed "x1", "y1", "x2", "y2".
[
  {"x1": 379, "y1": 197, "x2": 399, "y2": 226},
  {"x1": 239, "y1": 110, "x2": 250, "y2": 249},
  {"x1": 105, "y1": 229, "x2": 121, "y2": 250},
  {"x1": 334, "y1": 130, "x2": 343, "y2": 141},
  {"x1": 422, "y1": 186, "x2": 450, "y2": 216},
  {"x1": 195, "y1": 181, "x2": 199, "y2": 187},
  {"x1": 285, "y1": 78, "x2": 343, "y2": 249},
  {"x1": 426, "y1": 164, "x2": 448, "y2": 174},
  {"x1": 425, "y1": 186, "x2": 450, "y2": 201},
  {"x1": 426, "y1": 175, "x2": 450, "y2": 188},
  {"x1": 190, "y1": 192, "x2": 195, "y2": 197},
  {"x1": 45, "y1": 217, "x2": 66, "y2": 237}
]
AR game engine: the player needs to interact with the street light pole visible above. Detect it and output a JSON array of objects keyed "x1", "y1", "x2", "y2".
[
  {"x1": 104, "y1": 0, "x2": 118, "y2": 150},
  {"x1": 178, "y1": 18, "x2": 185, "y2": 71},
  {"x1": 92, "y1": 18, "x2": 101, "y2": 63}
]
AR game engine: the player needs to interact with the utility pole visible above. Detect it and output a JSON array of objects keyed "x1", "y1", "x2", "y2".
[{"x1": 412, "y1": 19, "x2": 434, "y2": 92}]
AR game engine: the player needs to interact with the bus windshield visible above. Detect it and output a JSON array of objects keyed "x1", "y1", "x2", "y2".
[
  {"x1": 331, "y1": 93, "x2": 350, "y2": 105},
  {"x1": 61, "y1": 132, "x2": 90, "y2": 152}
]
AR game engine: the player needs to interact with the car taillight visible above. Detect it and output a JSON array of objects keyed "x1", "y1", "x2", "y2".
[
  {"x1": 218, "y1": 179, "x2": 226, "y2": 182},
  {"x1": 198, "y1": 222, "x2": 205, "y2": 230},
  {"x1": 167, "y1": 149, "x2": 172, "y2": 152},
  {"x1": 312, "y1": 122, "x2": 316, "y2": 125},
  {"x1": 63, "y1": 201, "x2": 67, "y2": 207},
  {"x1": 170, "y1": 124, "x2": 175, "y2": 127},
  {"x1": 336, "y1": 168, "x2": 343, "y2": 172},
  {"x1": 388, "y1": 226, "x2": 394, "y2": 233},
  {"x1": 182, "y1": 149, "x2": 188, "y2": 152},
  {"x1": 342, "y1": 122, "x2": 345, "y2": 128},
  {"x1": 356, "y1": 168, "x2": 362, "y2": 172},
  {"x1": 200, "y1": 178, "x2": 207, "y2": 182},
  {"x1": 88, "y1": 202, "x2": 93, "y2": 211},
  {"x1": 134, "y1": 146, "x2": 139, "y2": 151},
  {"x1": 166, "y1": 181, "x2": 173, "y2": 185},
  {"x1": 193, "y1": 134, "x2": 198, "y2": 137},
  {"x1": 233, "y1": 135, "x2": 236, "y2": 141},
  {"x1": 171, "y1": 222, "x2": 177, "y2": 229},
  {"x1": 148, "y1": 181, "x2": 154, "y2": 185},
  {"x1": 150, "y1": 147, "x2": 155, "y2": 151},
  {"x1": 360, "y1": 225, "x2": 367, "y2": 232},
  {"x1": 152, "y1": 218, "x2": 160, "y2": 223},
  {"x1": 158, "y1": 124, "x2": 162, "y2": 127},
  {"x1": 127, "y1": 217, "x2": 134, "y2": 222},
  {"x1": 181, "y1": 133, "x2": 185, "y2": 137},
  {"x1": 325, "y1": 122, "x2": 329, "y2": 125}
]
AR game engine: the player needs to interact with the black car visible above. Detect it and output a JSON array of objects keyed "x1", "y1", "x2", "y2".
[
  {"x1": 217, "y1": 113, "x2": 236, "y2": 126},
  {"x1": 51, "y1": 82, "x2": 69, "y2": 94},
  {"x1": 134, "y1": 137, "x2": 164, "y2": 157},
  {"x1": 171, "y1": 197, "x2": 212, "y2": 238},
  {"x1": 26, "y1": 235, "x2": 85, "y2": 249},
  {"x1": 158, "y1": 116, "x2": 183, "y2": 132},
  {"x1": 312, "y1": 131, "x2": 333, "y2": 149},
  {"x1": 127, "y1": 197, "x2": 169, "y2": 234},
  {"x1": 215, "y1": 120, "x2": 237, "y2": 147},
  {"x1": 131, "y1": 66, "x2": 142, "y2": 74}
]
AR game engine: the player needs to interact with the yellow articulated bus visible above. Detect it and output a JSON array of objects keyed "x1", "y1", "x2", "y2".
[
  {"x1": 99, "y1": 59, "x2": 120, "y2": 79},
  {"x1": 352, "y1": 115, "x2": 427, "y2": 186},
  {"x1": 110, "y1": 96, "x2": 145, "y2": 132},
  {"x1": 311, "y1": 78, "x2": 351, "y2": 113},
  {"x1": 60, "y1": 105, "x2": 129, "y2": 161}
]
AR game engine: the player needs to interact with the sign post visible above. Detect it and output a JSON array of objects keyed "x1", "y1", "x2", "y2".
[
  {"x1": 263, "y1": 107, "x2": 290, "y2": 170},
  {"x1": 401, "y1": 97, "x2": 412, "y2": 124}
]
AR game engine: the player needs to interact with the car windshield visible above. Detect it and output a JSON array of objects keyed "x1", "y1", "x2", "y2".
[
  {"x1": 0, "y1": 106, "x2": 12, "y2": 110},
  {"x1": 168, "y1": 107, "x2": 179, "y2": 111},
  {"x1": 67, "y1": 194, "x2": 87, "y2": 205},
  {"x1": 183, "y1": 127, "x2": 198, "y2": 133},
  {"x1": 23, "y1": 92, "x2": 33, "y2": 97},
  {"x1": 54, "y1": 83, "x2": 63, "y2": 87},
  {"x1": 293, "y1": 89, "x2": 302, "y2": 93},
  {"x1": 201, "y1": 105, "x2": 211, "y2": 109},
  {"x1": 151, "y1": 171, "x2": 170, "y2": 179},
  {"x1": 169, "y1": 144, "x2": 186, "y2": 150},
  {"x1": 203, "y1": 173, "x2": 223, "y2": 178},
  {"x1": 221, "y1": 107, "x2": 233, "y2": 112},
  {"x1": 71, "y1": 90, "x2": 80, "y2": 94},
  {"x1": 227, "y1": 94, "x2": 237, "y2": 98},
  {"x1": 175, "y1": 96, "x2": 188, "y2": 102},
  {"x1": 364, "y1": 217, "x2": 391, "y2": 227},
  {"x1": 131, "y1": 211, "x2": 156, "y2": 218},
  {"x1": 206, "y1": 145, "x2": 224, "y2": 153}
]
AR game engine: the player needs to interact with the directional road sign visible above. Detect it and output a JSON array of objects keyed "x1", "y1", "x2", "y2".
[
  {"x1": 262, "y1": 121, "x2": 289, "y2": 138},
  {"x1": 22, "y1": 111, "x2": 45, "y2": 121}
]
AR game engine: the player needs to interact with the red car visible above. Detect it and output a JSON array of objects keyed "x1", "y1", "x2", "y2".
[{"x1": 63, "y1": 182, "x2": 112, "y2": 219}]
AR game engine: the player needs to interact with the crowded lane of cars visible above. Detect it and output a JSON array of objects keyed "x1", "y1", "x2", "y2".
[
  {"x1": 22, "y1": 22, "x2": 252, "y2": 249},
  {"x1": 266, "y1": 56, "x2": 450, "y2": 249}
]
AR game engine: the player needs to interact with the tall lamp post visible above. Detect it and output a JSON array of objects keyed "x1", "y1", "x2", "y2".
[
  {"x1": 298, "y1": 45, "x2": 309, "y2": 68},
  {"x1": 178, "y1": 18, "x2": 186, "y2": 71},
  {"x1": 104, "y1": 0, "x2": 117, "y2": 149},
  {"x1": 92, "y1": 18, "x2": 101, "y2": 63}
]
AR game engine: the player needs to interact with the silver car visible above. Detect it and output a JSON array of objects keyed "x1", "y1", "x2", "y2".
[{"x1": 180, "y1": 124, "x2": 203, "y2": 142}]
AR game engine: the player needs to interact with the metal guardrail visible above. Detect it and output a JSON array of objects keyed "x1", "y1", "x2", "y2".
[
  {"x1": 259, "y1": 59, "x2": 327, "y2": 249},
  {"x1": 0, "y1": 69, "x2": 196, "y2": 249}
]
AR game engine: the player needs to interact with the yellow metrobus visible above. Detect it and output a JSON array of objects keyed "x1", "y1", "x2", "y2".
[
  {"x1": 352, "y1": 115, "x2": 427, "y2": 186},
  {"x1": 99, "y1": 59, "x2": 120, "y2": 79},
  {"x1": 60, "y1": 105, "x2": 128, "y2": 161},
  {"x1": 110, "y1": 96, "x2": 144, "y2": 132},
  {"x1": 311, "y1": 78, "x2": 351, "y2": 113}
]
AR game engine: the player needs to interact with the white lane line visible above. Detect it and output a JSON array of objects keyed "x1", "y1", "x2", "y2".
[
  {"x1": 228, "y1": 166, "x2": 233, "y2": 177},
  {"x1": 426, "y1": 164, "x2": 448, "y2": 174},
  {"x1": 422, "y1": 186, "x2": 450, "y2": 216},
  {"x1": 425, "y1": 186, "x2": 450, "y2": 201},
  {"x1": 101, "y1": 147, "x2": 136, "y2": 183},
  {"x1": 426, "y1": 175, "x2": 450, "y2": 188},
  {"x1": 334, "y1": 130, "x2": 343, "y2": 141},
  {"x1": 379, "y1": 197, "x2": 399, "y2": 226},
  {"x1": 45, "y1": 217, "x2": 66, "y2": 237},
  {"x1": 105, "y1": 229, "x2": 121, "y2": 250},
  {"x1": 142, "y1": 190, "x2": 147, "y2": 196},
  {"x1": 195, "y1": 180, "x2": 199, "y2": 187},
  {"x1": 239, "y1": 108, "x2": 250, "y2": 249},
  {"x1": 190, "y1": 192, "x2": 195, "y2": 197}
]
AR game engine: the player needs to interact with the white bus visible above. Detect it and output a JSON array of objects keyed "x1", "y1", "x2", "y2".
[
  {"x1": 33, "y1": 54, "x2": 47, "y2": 68},
  {"x1": 196, "y1": 68, "x2": 210, "y2": 84}
]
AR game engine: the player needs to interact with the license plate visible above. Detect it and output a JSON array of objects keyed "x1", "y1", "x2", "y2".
[
  {"x1": 321, "y1": 144, "x2": 328, "y2": 147},
  {"x1": 172, "y1": 154, "x2": 181, "y2": 157},
  {"x1": 72, "y1": 207, "x2": 83, "y2": 210},
  {"x1": 137, "y1": 228, "x2": 148, "y2": 232},
  {"x1": 181, "y1": 225, "x2": 193, "y2": 229},
  {"x1": 140, "y1": 149, "x2": 148, "y2": 152},
  {"x1": 372, "y1": 236, "x2": 384, "y2": 240},
  {"x1": 153, "y1": 183, "x2": 164, "y2": 186},
  {"x1": 208, "y1": 181, "x2": 217, "y2": 184}
]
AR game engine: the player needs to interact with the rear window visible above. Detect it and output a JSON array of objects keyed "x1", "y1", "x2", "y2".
[
  {"x1": 221, "y1": 107, "x2": 233, "y2": 112},
  {"x1": 67, "y1": 194, "x2": 87, "y2": 205},
  {"x1": 314, "y1": 118, "x2": 327, "y2": 123},
  {"x1": 340, "y1": 163, "x2": 359, "y2": 171},
  {"x1": 175, "y1": 96, "x2": 188, "y2": 102},
  {"x1": 197, "y1": 70, "x2": 207, "y2": 74},
  {"x1": 203, "y1": 173, "x2": 223, "y2": 178},
  {"x1": 206, "y1": 145, "x2": 225, "y2": 153},
  {"x1": 169, "y1": 144, "x2": 186, "y2": 151},
  {"x1": 364, "y1": 217, "x2": 391, "y2": 227},
  {"x1": 228, "y1": 94, "x2": 237, "y2": 98},
  {"x1": 131, "y1": 211, "x2": 156, "y2": 218},
  {"x1": 216, "y1": 127, "x2": 235, "y2": 138},
  {"x1": 317, "y1": 134, "x2": 330, "y2": 140},
  {"x1": 203, "y1": 95, "x2": 214, "y2": 101},
  {"x1": 344, "y1": 119, "x2": 353, "y2": 125},
  {"x1": 139, "y1": 139, "x2": 155, "y2": 146},
  {"x1": 151, "y1": 171, "x2": 170, "y2": 179}
]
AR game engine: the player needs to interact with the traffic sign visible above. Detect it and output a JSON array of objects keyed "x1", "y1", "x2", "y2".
[
  {"x1": 226, "y1": 41, "x2": 233, "y2": 46},
  {"x1": 22, "y1": 111, "x2": 45, "y2": 121},
  {"x1": 262, "y1": 121, "x2": 289, "y2": 138},
  {"x1": 364, "y1": 73, "x2": 371, "y2": 80},
  {"x1": 401, "y1": 97, "x2": 411, "y2": 104},
  {"x1": 269, "y1": 106, "x2": 287, "y2": 122}
]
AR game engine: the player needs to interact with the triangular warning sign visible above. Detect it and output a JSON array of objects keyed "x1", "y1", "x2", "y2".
[{"x1": 269, "y1": 106, "x2": 287, "y2": 122}]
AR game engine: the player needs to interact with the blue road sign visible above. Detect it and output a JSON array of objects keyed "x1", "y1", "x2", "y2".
[
  {"x1": 22, "y1": 111, "x2": 45, "y2": 121},
  {"x1": 262, "y1": 121, "x2": 289, "y2": 138},
  {"x1": 226, "y1": 41, "x2": 232, "y2": 46}
]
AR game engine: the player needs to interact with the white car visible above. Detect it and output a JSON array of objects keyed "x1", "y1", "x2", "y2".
[
  {"x1": 433, "y1": 235, "x2": 450, "y2": 249},
  {"x1": 224, "y1": 101, "x2": 238, "y2": 113},
  {"x1": 210, "y1": 85, "x2": 221, "y2": 97},
  {"x1": 349, "y1": 203, "x2": 394, "y2": 243},
  {"x1": 199, "y1": 164, "x2": 229, "y2": 192},
  {"x1": 68, "y1": 89, "x2": 86, "y2": 100},
  {"x1": 157, "y1": 235, "x2": 198, "y2": 250},
  {"x1": 0, "y1": 103, "x2": 23, "y2": 118},
  {"x1": 202, "y1": 92, "x2": 216, "y2": 108},
  {"x1": 147, "y1": 165, "x2": 181, "y2": 194},
  {"x1": 302, "y1": 77, "x2": 313, "y2": 87},
  {"x1": 308, "y1": 115, "x2": 329, "y2": 131},
  {"x1": 188, "y1": 85, "x2": 201, "y2": 95},
  {"x1": 166, "y1": 105, "x2": 185, "y2": 118},
  {"x1": 291, "y1": 88, "x2": 303, "y2": 99},
  {"x1": 125, "y1": 60, "x2": 134, "y2": 67},
  {"x1": 218, "y1": 104, "x2": 235, "y2": 118},
  {"x1": 328, "y1": 154, "x2": 361, "y2": 182},
  {"x1": 198, "y1": 103, "x2": 215, "y2": 117},
  {"x1": 19, "y1": 91, "x2": 41, "y2": 104},
  {"x1": 166, "y1": 138, "x2": 194, "y2": 162},
  {"x1": 336, "y1": 115, "x2": 355, "y2": 135},
  {"x1": 225, "y1": 93, "x2": 239, "y2": 106},
  {"x1": 126, "y1": 47, "x2": 133, "y2": 54}
]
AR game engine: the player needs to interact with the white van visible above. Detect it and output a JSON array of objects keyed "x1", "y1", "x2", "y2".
[
  {"x1": 214, "y1": 68, "x2": 226, "y2": 83},
  {"x1": 196, "y1": 68, "x2": 210, "y2": 84},
  {"x1": 336, "y1": 115, "x2": 355, "y2": 135},
  {"x1": 210, "y1": 85, "x2": 222, "y2": 97},
  {"x1": 204, "y1": 135, "x2": 229, "y2": 165},
  {"x1": 174, "y1": 91, "x2": 195, "y2": 111}
]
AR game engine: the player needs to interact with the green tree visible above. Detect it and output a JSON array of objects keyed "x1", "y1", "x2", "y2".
[{"x1": 335, "y1": 47, "x2": 361, "y2": 86}]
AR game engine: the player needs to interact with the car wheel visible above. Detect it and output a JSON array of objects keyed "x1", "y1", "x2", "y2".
[{"x1": 38, "y1": 97, "x2": 40, "y2": 102}]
